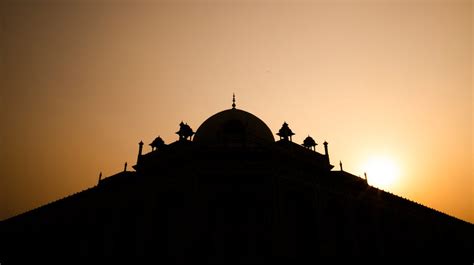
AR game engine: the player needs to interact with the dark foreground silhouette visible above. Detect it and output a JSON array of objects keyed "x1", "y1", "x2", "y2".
[{"x1": 1, "y1": 102, "x2": 473, "y2": 262}]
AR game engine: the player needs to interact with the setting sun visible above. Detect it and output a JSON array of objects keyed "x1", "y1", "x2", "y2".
[{"x1": 364, "y1": 156, "x2": 400, "y2": 190}]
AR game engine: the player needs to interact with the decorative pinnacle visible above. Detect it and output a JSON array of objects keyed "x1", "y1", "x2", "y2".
[{"x1": 232, "y1": 93, "x2": 236, "y2": 109}]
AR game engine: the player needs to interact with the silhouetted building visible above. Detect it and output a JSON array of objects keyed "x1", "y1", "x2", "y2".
[{"x1": 1, "y1": 98, "x2": 473, "y2": 262}]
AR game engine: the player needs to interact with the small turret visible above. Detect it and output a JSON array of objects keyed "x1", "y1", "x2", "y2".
[
  {"x1": 277, "y1": 122, "x2": 295, "y2": 142},
  {"x1": 150, "y1": 136, "x2": 165, "y2": 151},
  {"x1": 176, "y1": 122, "x2": 195, "y2": 141},
  {"x1": 302, "y1": 135, "x2": 317, "y2": 151}
]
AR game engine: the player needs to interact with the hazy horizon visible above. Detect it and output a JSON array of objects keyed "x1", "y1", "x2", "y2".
[{"x1": 1, "y1": 0, "x2": 472, "y2": 223}]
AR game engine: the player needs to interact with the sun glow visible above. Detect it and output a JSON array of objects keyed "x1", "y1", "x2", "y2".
[{"x1": 364, "y1": 156, "x2": 400, "y2": 190}]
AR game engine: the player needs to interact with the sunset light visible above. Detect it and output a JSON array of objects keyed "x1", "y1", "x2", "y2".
[
  {"x1": 364, "y1": 156, "x2": 400, "y2": 190},
  {"x1": 1, "y1": 0, "x2": 473, "y2": 259}
]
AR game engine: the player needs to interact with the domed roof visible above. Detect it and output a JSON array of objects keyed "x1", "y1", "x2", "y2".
[{"x1": 193, "y1": 108, "x2": 275, "y2": 146}]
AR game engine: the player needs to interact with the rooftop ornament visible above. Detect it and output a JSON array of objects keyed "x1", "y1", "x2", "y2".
[
  {"x1": 277, "y1": 122, "x2": 295, "y2": 142},
  {"x1": 302, "y1": 135, "x2": 317, "y2": 151},
  {"x1": 150, "y1": 136, "x2": 165, "y2": 151},
  {"x1": 176, "y1": 122, "x2": 195, "y2": 141}
]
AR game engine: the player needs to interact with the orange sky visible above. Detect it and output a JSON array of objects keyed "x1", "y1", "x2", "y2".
[{"x1": 1, "y1": 0, "x2": 472, "y2": 223}]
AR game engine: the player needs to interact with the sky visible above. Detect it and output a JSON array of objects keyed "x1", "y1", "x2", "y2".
[{"x1": 1, "y1": 0, "x2": 472, "y2": 223}]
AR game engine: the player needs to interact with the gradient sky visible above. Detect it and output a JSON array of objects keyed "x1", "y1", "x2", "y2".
[{"x1": 1, "y1": 0, "x2": 472, "y2": 223}]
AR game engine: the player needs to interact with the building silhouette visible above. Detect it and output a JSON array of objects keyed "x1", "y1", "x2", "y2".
[{"x1": 1, "y1": 98, "x2": 473, "y2": 261}]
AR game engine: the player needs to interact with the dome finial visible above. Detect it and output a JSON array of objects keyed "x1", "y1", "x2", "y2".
[{"x1": 232, "y1": 93, "x2": 236, "y2": 109}]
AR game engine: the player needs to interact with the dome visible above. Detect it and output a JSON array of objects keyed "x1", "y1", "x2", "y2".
[{"x1": 193, "y1": 108, "x2": 275, "y2": 146}]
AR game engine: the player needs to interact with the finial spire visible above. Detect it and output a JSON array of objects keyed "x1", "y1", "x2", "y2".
[
  {"x1": 137, "y1": 141, "x2": 144, "y2": 164},
  {"x1": 232, "y1": 93, "x2": 236, "y2": 109},
  {"x1": 323, "y1": 141, "x2": 329, "y2": 163},
  {"x1": 98, "y1": 172, "x2": 102, "y2": 185}
]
